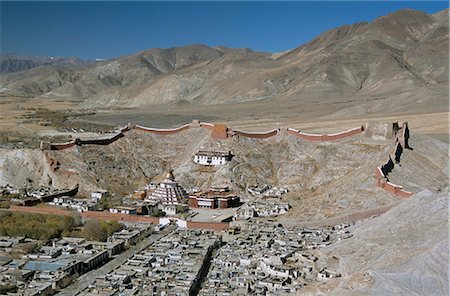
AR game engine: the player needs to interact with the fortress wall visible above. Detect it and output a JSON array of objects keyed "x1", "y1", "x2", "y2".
[
  {"x1": 211, "y1": 124, "x2": 230, "y2": 140},
  {"x1": 119, "y1": 125, "x2": 131, "y2": 133},
  {"x1": 394, "y1": 142, "x2": 403, "y2": 163},
  {"x1": 377, "y1": 181, "x2": 413, "y2": 198},
  {"x1": 50, "y1": 141, "x2": 77, "y2": 150},
  {"x1": 133, "y1": 123, "x2": 191, "y2": 134},
  {"x1": 380, "y1": 155, "x2": 395, "y2": 177},
  {"x1": 375, "y1": 123, "x2": 413, "y2": 197},
  {"x1": 400, "y1": 122, "x2": 410, "y2": 149},
  {"x1": 232, "y1": 129, "x2": 279, "y2": 139},
  {"x1": 287, "y1": 126, "x2": 364, "y2": 141},
  {"x1": 77, "y1": 132, "x2": 124, "y2": 146},
  {"x1": 47, "y1": 122, "x2": 193, "y2": 150},
  {"x1": 199, "y1": 122, "x2": 214, "y2": 130}
]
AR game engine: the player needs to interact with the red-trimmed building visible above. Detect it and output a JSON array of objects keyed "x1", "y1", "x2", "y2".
[{"x1": 189, "y1": 186, "x2": 240, "y2": 209}]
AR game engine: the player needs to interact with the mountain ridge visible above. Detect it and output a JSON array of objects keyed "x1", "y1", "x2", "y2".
[{"x1": 0, "y1": 8, "x2": 447, "y2": 111}]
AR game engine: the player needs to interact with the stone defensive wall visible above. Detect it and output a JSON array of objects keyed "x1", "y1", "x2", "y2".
[
  {"x1": 49, "y1": 140, "x2": 78, "y2": 150},
  {"x1": 9, "y1": 205, "x2": 230, "y2": 231},
  {"x1": 232, "y1": 128, "x2": 280, "y2": 139},
  {"x1": 374, "y1": 122, "x2": 413, "y2": 198},
  {"x1": 199, "y1": 122, "x2": 215, "y2": 130},
  {"x1": 287, "y1": 126, "x2": 364, "y2": 141},
  {"x1": 45, "y1": 121, "x2": 370, "y2": 151},
  {"x1": 133, "y1": 123, "x2": 192, "y2": 134},
  {"x1": 49, "y1": 126, "x2": 131, "y2": 150}
]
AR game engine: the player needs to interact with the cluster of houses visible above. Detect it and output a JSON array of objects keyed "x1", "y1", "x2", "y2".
[
  {"x1": 0, "y1": 224, "x2": 153, "y2": 296},
  {"x1": 1, "y1": 184, "x2": 80, "y2": 207},
  {"x1": 0, "y1": 184, "x2": 21, "y2": 196},
  {"x1": 81, "y1": 229, "x2": 221, "y2": 295},
  {"x1": 201, "y1": 222, "x2": 351, "y2": 295},
  {"x1": 234, "y1": 200, "x2": 290, "y2": 220},
  {"x1": 247, "y1": 185, "x2": 289, "y2": 198}
]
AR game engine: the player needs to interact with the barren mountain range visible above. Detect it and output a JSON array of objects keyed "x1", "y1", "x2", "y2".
[{"x1": 0, "y1": 8, "x2": 448, "y2": 111}]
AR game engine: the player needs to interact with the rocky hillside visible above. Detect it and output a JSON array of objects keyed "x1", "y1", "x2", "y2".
[
  {"x1": 307, "y1": 188, "x2": 449, "y2": 295},
  {"x1": 0, "y1": 127, "x2": 447, "y2": 221},
  {"x1": 0, "y1": 9, "x2": 447, "y2": 111},
  {"x1": 0, "y1": 54, "x2": 85, "y2": 74}
]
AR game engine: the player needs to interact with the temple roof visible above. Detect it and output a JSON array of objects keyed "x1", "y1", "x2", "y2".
[{"x1": 165, "y1": 170, "x2": 175, "y2": 181}]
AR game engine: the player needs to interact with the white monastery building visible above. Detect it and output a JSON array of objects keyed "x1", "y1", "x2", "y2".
[{"x1": 193, "y1": 150, "x2": 233, "y2": 166}]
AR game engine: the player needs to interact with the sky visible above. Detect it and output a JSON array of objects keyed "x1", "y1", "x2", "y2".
[{"x1": 1, "y1": 1, "x2": 448, "y2": 60}]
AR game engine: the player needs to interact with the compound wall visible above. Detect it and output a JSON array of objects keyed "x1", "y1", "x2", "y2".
[
  {"x1": 374, "y1": 122, "x2": 413, "y2": 198},
  {"x1": 133, "y1": 123, "x2": 192, "y2": 135},
  {"x1": 287, "y1": 126, "x2": 364, "y2": 141},
  {"x1": 232, "y1": 129, "x2": 279, "y2": 139}
]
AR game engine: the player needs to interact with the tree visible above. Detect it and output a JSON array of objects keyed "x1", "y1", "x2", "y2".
[{"x1": 83, "y1": 219, "x2": 107, "y2": 242}]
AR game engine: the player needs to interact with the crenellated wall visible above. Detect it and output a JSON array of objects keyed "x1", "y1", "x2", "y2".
[
  {"x1": 133, "y1": 123, "x2": 192, "y2": 134},
  {"x1": 49, "y1": 125, "x2": 131, "y2": 150},
  {"x1": 50, "y1": 140, "x2": 78, "y2": 150},
  {"x1": 287, "y1": 126, "x2": 364, "y2": 141},
  {"x1": 374, "y1": 122, "x2": 413, "y2": 198},
  {"x1": 43, "y1": 119, "x2": 414, "y2": 200},
  {"x1": 232, "y1": 128, "x2": 279, "y2": 139},
  {"x1": 199, "y1": 122, "x2": 214, "y2": 130},
  {"x1": 77, "y1": 133, "x2": 125, "y2": 146},
  {"x1": 46, "y1": 121, "x2": 369, "y2": 150}
]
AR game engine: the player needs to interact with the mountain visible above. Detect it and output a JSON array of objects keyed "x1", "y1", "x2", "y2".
[
  {"x1": 313, "y1": 188, "x2": 449, "y2": 295},
  {"x1": 0, "y1": 8, "x2": 447, "y2": 111},
  {"x1": 0, "y1": 54, "x2": 86, "y2": 74}
]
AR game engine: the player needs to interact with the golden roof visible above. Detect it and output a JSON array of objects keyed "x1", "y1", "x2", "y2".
[{"x1": 165, "y1": 170, "x2": 175, "y2": 181}]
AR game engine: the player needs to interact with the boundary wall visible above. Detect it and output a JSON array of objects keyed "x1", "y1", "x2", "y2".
[
  {"x1": 133, "y1": 123, "x2": 191, "y2": 135},
  {"x1": 287, "y1": 126, "x2": 364, "y2": 141},
  {"x1": 199, "y1": 122, "x2": 214, "y2": 130},
  {"x1": 43, "y1": 119, "x2": 414, "y2": 199},
  {"x1": 46, "y1": 121, "x2": 368, "y2": 150},
  {"x1": 374, "y1": 122, "x2": 413, "y2": 198},
  {"x1": 50, "y1": 125, "x2": 131, "y2": 150},
  {"x1": 232, "y1": 128, "x2": 279, "y2": 139}
]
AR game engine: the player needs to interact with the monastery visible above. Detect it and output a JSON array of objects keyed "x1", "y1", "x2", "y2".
[
  {"x1": 193, "y1": 150, "x2": 233, "y2": 166},
  {"x1": 189, "y1": 186, "x2": 240, "y2": 209},
  {"x1": 144, "y1": 171, "x2": 188, "y2": 205}
]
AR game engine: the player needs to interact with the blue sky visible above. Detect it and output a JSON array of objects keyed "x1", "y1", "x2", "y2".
[{"x1": 1, "y1": 1, "x2": 448, "y2": 60}]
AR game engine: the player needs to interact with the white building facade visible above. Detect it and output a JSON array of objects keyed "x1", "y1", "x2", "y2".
[{"x1": 193, "y1": 150, "x2": 233, "y2": 166}]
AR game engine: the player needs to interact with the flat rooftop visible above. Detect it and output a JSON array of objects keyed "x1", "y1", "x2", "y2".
[{"x1": 189, "y1": 207, "x2": 238, "y2": 222}]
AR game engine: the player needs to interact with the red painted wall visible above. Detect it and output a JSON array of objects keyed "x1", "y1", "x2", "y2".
[
  {"x1": 287, "y1": 126, "x2": 363, "y2": 141},
  {"x1": 232, "y1": 129, "x2": 279, "y2": 139}
]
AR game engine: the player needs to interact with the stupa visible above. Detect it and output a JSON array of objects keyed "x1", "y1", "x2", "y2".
[{"x1": 144, "y1": 170, "x2": 188, "y2": 205}]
